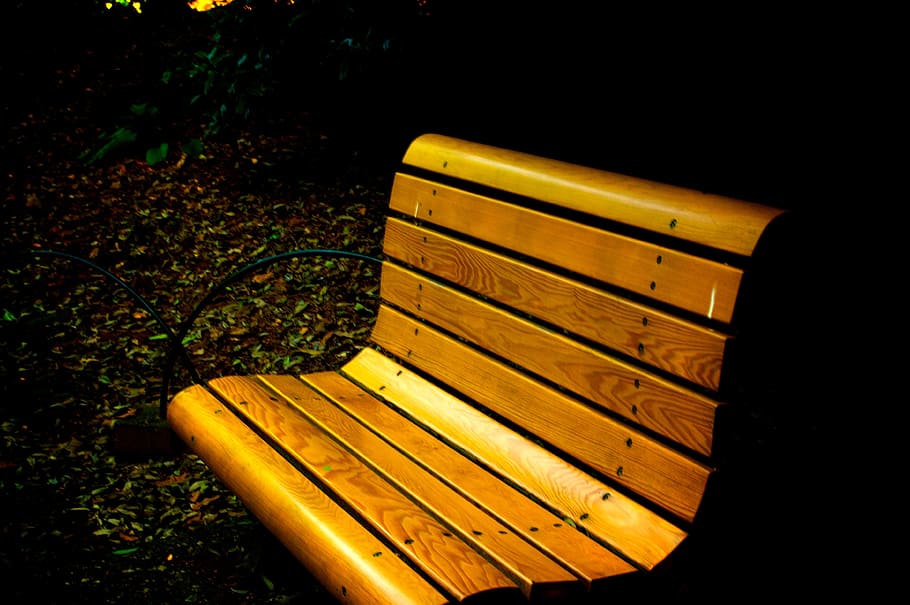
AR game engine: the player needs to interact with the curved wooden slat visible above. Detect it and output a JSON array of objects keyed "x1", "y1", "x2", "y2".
[
  {"x1": 367, "y1": 308, "x2": 713, "y2": 522},
  {"x1": 379, "y1": 265, "x2": 719, "y2": 456},
  {"x1": 383, "y1": 218, "x2": 731, "y2": 391},
  {"x1": 401, "y1": 133, "x2": 787, "y2": 257},
  {"x1": 204, "y1": 376, "x2": 521, "y2": 602},
  {"x1": 284, "y1": 371, "x2": 636, "y2": 591},
  {"x1": 341, "y1": 348, "x2": 691, "y2": 567},
  {"x1": 390, "y1": 174, "x2": 744, "y2": 322},
  {"x1": 251, "y1": 373, "x2": 584, "y2": 600},
  {"x1": 167, "y1": 384, "x2": 452, "y2": 605}
]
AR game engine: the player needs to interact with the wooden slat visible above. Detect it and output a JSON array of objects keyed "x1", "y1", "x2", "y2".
[
  {"x1": 251, "y1": 373, "x2": 585, "y2": 601},
  {"x1": 383, "y1": 218, "x2": 731, "y2": 391},
  {"x1": 401, "y1": 133, "x2": 787, "y2": 257},
  {"x1": 380, "y1": 264, "x2": 719, "y2": 456},
  {"x1": 204, "y1": 376, "x2": 521, "y2": 602},
  {"x1": 368, "y1": 307, "x2": 713, "y2": 522},
  {"x1": 389, "y1": 174, "x2": 745, "y2": 323},
  {"x1": 285, "y1": 371, "x2": 637, "y2": 590},
  {"x1": 166, "y1": 384, "x2": 451, "y2": 605},
  {"x1": 341, "y1": 348, "x2": 690, "y2": 568}
]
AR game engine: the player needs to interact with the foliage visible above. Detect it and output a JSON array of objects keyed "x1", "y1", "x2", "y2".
[
  {"x1": 82, "y1": 0, "x2": 430, "y2": 166},
  {"x1": 79, "y1": 103, "x2": 204, "y2": 166},
  {"x1": 167, "y1": 0, "x2": 426, "y2": 136},
  {"x1": 164, "y1": 2, "x2": 282, "y2": 138},
  {"x1": 106, "y1": 0, "x2": 143, "y2": 12}
]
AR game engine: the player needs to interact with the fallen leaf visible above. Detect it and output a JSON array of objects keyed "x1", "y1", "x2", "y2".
[{"x1": 154, "y1": 473, "x2": 189, "y2": 487}]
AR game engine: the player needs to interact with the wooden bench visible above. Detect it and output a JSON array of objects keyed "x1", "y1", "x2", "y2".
[{"x1": 166, "y1": 133, "x2": 793, "y2": 603}]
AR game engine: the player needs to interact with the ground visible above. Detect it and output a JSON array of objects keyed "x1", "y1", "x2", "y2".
[{"x1": 1, "y1": 17, "x2": 388, "y2": 603}]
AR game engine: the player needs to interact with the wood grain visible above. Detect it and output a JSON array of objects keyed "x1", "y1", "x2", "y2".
[
  {"x1": 203, "y1": 376, "x2": 520, "y2": 602},
  {"x1": 382, "y1": 218, "x2": 730, "y2": 390},
  {"x1": 390, "y1": 173, "x2": 745, "y2": 323},
  {"x1": 342, "y1": 347, "x2": 693, "y2": 562},
  {"x1": 166, "y1": 384, "x2": 451, "y2": 605},
  {"x1": 379, "y1": 265, "x2": 719, "y2": 457},
  {"x1": 250, "y1": 373, "x2": 587, "y2": 600},
  {"x1": 367, "y1": 308, "x2": 713, "y2": 522},
  {"x1": 284, "y1": 371, "x2": 637, "y2": 589},
  {"x1": 402, "y1": 133, "x2": 787, "y2": 257}
]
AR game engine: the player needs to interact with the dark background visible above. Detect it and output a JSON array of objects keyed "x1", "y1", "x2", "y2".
[
  {"x1": 370, "y1": 3, "x2": 877, "y2": 214},
  {"x1": 4, "y1": 0, "x2": 885, "y2": 215}
]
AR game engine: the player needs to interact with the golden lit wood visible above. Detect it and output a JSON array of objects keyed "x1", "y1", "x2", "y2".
[
  {"x1": 204, "y1": 375, "x2": 521, "y2": 602},
  {"x1": 242, "y1": 373, "x2": 585, "y2": 601},
  {"x1": 401, "y1": 133, "x2": 786, "y2": 257},
  {"x1": 367, "y1": 310, "x2": 712, "y2": 522},
  {"x1": 167, "y1": 385, "x2": 451, "y2": 605},
  {"x1": 291, "y1": 371, "x2": 638, "y2": 589},
  {"x1": 382, "y1": 218, "x2": 731, "y2": 390},
  {"x1": 379, "y1": 266, "x2": 719, "y2": 457},
  {"x1": 341, "y1": 348, "x2": 690, "y2": 568},
  {"x1": 390, "y1": 174, "x2": 744, "y2": 322}
]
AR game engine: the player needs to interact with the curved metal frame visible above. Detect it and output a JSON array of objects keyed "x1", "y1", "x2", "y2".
[
  {"x1": 6, "y1": 249, "x2": 381, "y2": 419},
  {"x1": 158, "y1": 249, "x2": 382, "y2": 417},
  {"x1": 20, "y1": 249, "x2": 202, "y2": 388}
]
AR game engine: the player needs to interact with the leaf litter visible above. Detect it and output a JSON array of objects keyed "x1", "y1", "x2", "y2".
[{"x1": 1, "y1": 32, "x2": 386, "y2": 605}]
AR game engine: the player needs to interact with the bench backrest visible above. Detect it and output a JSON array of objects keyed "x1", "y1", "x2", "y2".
[{"x1": 362, "y1": 133, "x2": 788, "y2": 571}]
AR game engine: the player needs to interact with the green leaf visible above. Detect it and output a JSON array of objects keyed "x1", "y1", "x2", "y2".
[
  {"x1": 183, "y1": 138, "x2": 204, "y2": 158},
  {"x1": 189, "y1": 480, "x2": 209, "y2": 492},
  {"x1": 112, "y1": 547, "x2": 139, "y2": 556},
  {"x1": 81, "y1": 127, "x2": 137, "y2": 165},
  {"x1": 2, "y1": 310, "x2": 15, "y2": 321},
  {"x1": 146, "y1": 143, "x2": 169, "y2": 166},
  {"x1": 131, "y1": 103, "x2": 149, "y2": 116},
  {"x1": 149, "y1": 334, "x2": 169, "y2": 341}
]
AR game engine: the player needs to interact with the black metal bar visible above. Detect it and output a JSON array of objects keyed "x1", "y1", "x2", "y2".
[
  {"x1": 158, "y1": 249, "x2": 382, "y2": 418},
  {"x1": 22, "y1": 250, "x2": 203, "y2": 389},
  {"x1": 3, "y1": 248, "x2": 382, "y2": 421}
]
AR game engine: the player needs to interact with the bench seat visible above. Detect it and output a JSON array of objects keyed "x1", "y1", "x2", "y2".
[{"x1": 167, "y1": 134, "x2": 791, "y2": 603}]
